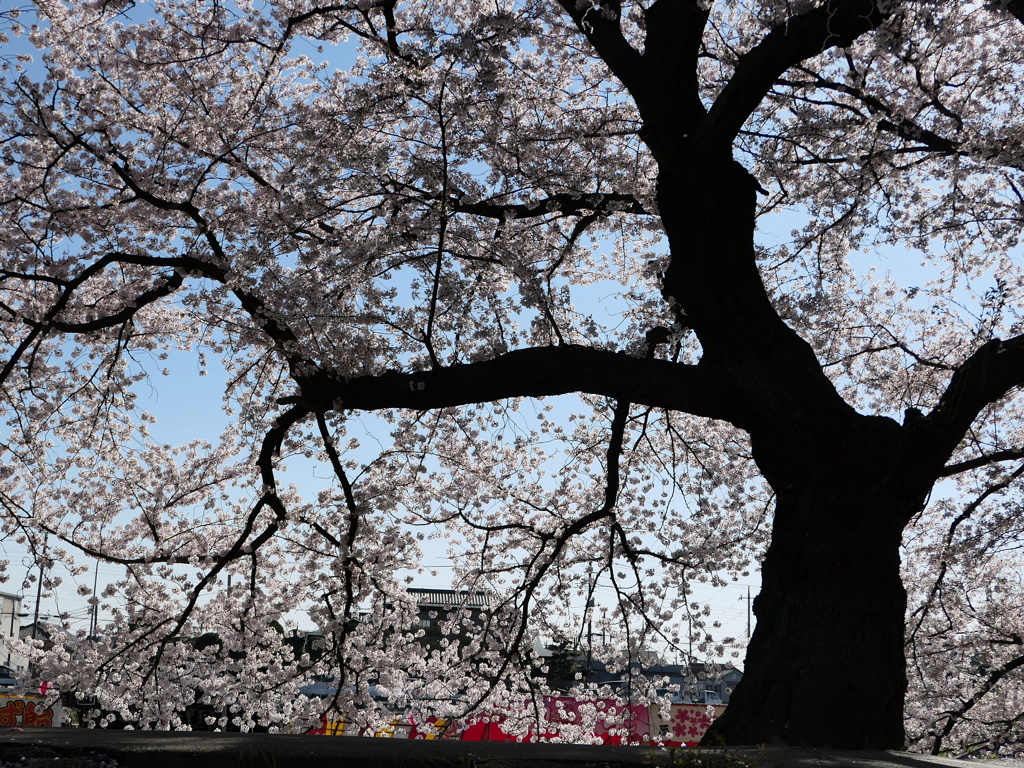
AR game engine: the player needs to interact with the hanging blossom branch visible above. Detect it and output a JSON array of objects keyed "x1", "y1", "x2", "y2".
[
  {"x1": 78, "y1": 403, "x2": 310, "y2": 683},
  {"x1": 907, "y1": 461, "x2": 1024, "y2": 645},
  {"x1": 451, "y1": 398, "x2": 633, "y2": 719},
  {"x1": 931, "y1": 650, "x2": 1024, "y2": 755},
  {"x1": 314, "y1": 411, "x2": 364, "y2": 695}
]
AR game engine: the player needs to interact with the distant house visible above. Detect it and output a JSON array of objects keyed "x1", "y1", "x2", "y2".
[
  {"x1": 408, "y1": 588, "x2": 491, "y2": 630},
  {"x1": 534, "y1": 644, "x2": 743, "y2": 704},
  {"x1": 18, "y1": 621, "x2": 56, "y2": 647},
  {"x1": 5, "y1": 619, "x2": 57, "y2": 674},
  {"x1": 407, "y1": 588, "x2": 493, "y2": 651}
]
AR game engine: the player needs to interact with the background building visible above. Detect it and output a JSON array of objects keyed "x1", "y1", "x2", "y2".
[{"x1": 0, "y1": 592, "x2": 24, "y2": 671}]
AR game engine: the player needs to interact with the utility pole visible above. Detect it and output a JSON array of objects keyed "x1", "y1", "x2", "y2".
[
  {"x1": 89, "y1": 559, "x2": 100, "y2": 637},
  {"x1": 738, "y1": 586, "x2": 754, "y2": 640},
  {"x1": 747, "y1": 586, "x2": 751, "y2": 639},
  {"x1": 31, "y1": 535, "x2": 48, "y2": 641},
  {"x1": 586, "y1": 598, "x2": 594, "y2": 678},
  {"x1": 682, "y1": 574, "x2": 692, "y2": 664},
  {"x1": 5, "y1": 598, "x2": 13, "y2": 666}
]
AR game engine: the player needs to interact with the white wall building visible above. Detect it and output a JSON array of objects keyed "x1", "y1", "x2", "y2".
[{"x1": 0, "y1": 591, "x2": 24, "y2": 671}]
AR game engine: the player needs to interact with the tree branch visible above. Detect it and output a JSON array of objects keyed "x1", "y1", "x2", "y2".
[
  {"x1": 924, "y1": 335, "x2": 1024, "y2": 462},
  {"x1": 939, "y1": 447, "x2": 1024, "y2": 478},
  {"x1": 699, "y1": 0, "x2": 890, "y2": 153},
  {"x1": 640, "y1": 0, "x2": 710, "y2": 149},
  {"x1": 553, "y1": 0, "x2": 646, "y2": 104},
  {"x1": 288, "y1": 346, "x2": 744, "y2": 427},
  {"x1": 455, "y1": 397, "x2": 632, "y2": 718},
  {"x1": 908, "y1": 461, "x2": 1024, "y2": 644},
  {"x1": 781, "y1": 68, "x2": 960, "y2": 155},
  {"x1": 1003, "y1": 0, "x2": 1024, "y2": 26},
  {"x1": 452, "y1": 192, "x2": 650, "y2": 220}
]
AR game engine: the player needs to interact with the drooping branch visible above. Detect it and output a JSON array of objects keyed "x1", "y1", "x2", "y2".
[
  {"x1": 456, "y1": 397, "x2": 632, "y2": 717},
  {"x1": 907, "y1": 461, "x2": 1024, "y2": 644},
  {"x1": 83, "y1": 404, "x2": 307, "y2": 683},
  {"x1": 930, "y1": 650, "x2": 1024, "y2": 755},
  {"x1": 315, "y1": 412, "x2": 363, "y2": 692}
]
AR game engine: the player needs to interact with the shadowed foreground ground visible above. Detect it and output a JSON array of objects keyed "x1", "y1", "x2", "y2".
[{"x1": 1, "y1": 730, "x2": 1023, "y2": 768}]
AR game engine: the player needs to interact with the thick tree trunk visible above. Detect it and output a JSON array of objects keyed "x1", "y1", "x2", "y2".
[
  {"x1": 655, "y1": 154, "x2": 937, "y2": 748},
  {"x1": 704, "y1": 420, "x2": 924, "y2": 748}
]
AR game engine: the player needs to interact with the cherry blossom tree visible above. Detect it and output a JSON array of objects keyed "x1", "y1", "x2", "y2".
[{"x1": 3, "y1": 0, "x2": 1024, "y2": 750}]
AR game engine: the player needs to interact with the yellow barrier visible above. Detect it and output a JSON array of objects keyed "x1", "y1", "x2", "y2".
[{"x1": 319, "y1": 715, "x2": 347, "y2": 735}]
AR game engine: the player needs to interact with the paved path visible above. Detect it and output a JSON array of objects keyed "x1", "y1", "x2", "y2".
[{"x1": 0, "y1": 730, "x2": 1022, "y2": 768}]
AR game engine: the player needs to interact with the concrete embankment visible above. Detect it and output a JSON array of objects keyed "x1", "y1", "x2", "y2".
[{"x1": 1, "y1": 729, "x2": 1023, "y2": 768}]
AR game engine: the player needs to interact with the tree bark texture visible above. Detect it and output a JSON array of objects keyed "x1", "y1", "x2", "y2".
[{"x1": 705, "y1": 418, "x2": 923, "y2": 748}]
